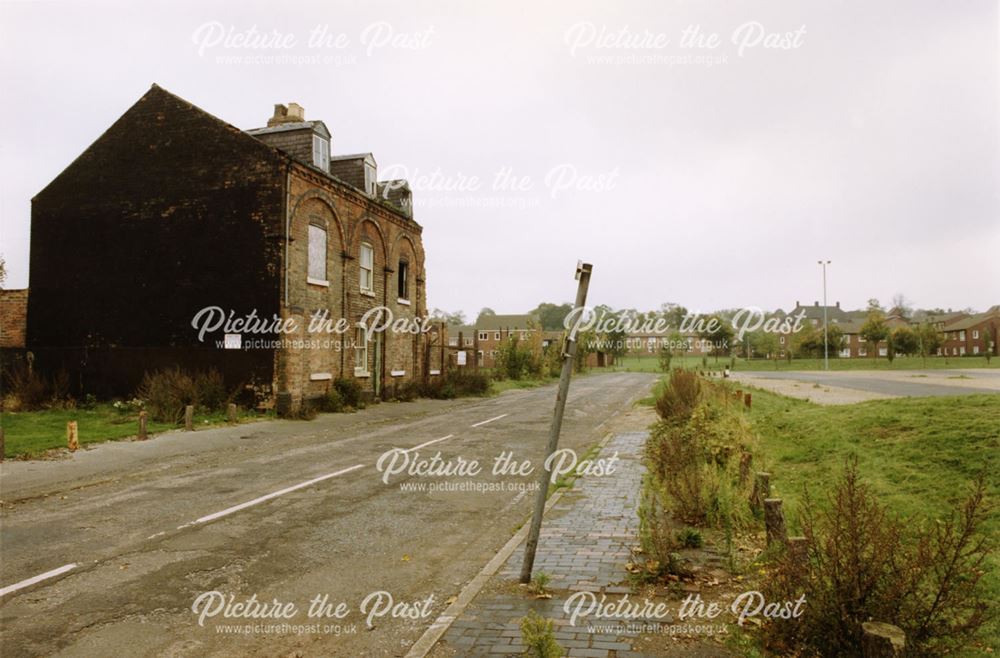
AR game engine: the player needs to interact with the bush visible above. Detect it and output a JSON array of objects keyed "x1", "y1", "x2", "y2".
[
  {"x1": 654, "y1": 368, "x2": 701, "y2": 424},
  {"x1": 318, "y1": 387, "x2": 344, "y2": 413},
  {"x1": 333, "y1": 378, "x2": 365, "y2": 409},
  {"x1": 394, "y1": 382, "x2": 419, "y2": 402},
  {"x1": 3, "y1": 365, "x2": 50, "y2": 410},
  {"x1": 137, "y1": 368, "x2": 197, "y2": 423},
  {"x1": 136, "y1": 367, "x2": 231, "y2": 423},
  {"x1": 520, "y1": 610, "x2": 562, "y2": 658},
  {"x1": 763, "y1": 458, "x2": 993, "y2": 657}
]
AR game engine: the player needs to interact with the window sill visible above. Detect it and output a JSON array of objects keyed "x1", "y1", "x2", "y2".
[
  {"x1": 360, "y1": 289, "x2": 376, "y2": 298},
  {"x1": 390, "y1": 369, "x2": 406, "y2": 377},
  {"x1": 307, "y1": 277, "x2": 330, "y2": 287},
  {"x1": 429, "y1": 369, "x2": 441, "y2": 376},
  {"x1": 354, "y1": 369, "x2": 370, "y2": 378},
  {"x1": 397, "y1": 298, "x2": 411, "y2": 306},
  {"x1": 310, "y1": 373, "x2": 333, "y2": 381}
]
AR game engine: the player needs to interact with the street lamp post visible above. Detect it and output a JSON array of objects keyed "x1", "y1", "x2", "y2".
[{"x1": 818, "y1": 260, "x2": 831, "y2": 370}]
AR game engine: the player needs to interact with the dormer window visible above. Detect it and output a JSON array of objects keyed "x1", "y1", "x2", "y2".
[
  {"x1": 364, "y1": 160, "x2": 376, "y2": 196},
  {"x1": 312, "y1": 135, "x2": 329, "y2": 172}
]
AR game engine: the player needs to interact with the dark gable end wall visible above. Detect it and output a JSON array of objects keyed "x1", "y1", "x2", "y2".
[{"x1": 28, "y1": 84, "x2": 287, "y2": 398}]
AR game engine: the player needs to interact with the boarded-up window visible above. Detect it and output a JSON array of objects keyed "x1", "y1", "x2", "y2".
[{"x1": 308, "y1": 224, "x2": 327, "y2": 283}]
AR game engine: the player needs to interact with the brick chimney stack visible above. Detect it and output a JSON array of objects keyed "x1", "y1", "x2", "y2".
[{"x1": 267, "y1": 102, "x2": 305, "y2": 127}]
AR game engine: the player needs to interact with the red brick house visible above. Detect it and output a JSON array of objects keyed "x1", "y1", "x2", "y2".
[
  {"x1": 940, "y1": 307, "x2": 1000, "y2": 357},
  {"x1": 27, "y1": 84, "x2": 441, "y2": 412}
]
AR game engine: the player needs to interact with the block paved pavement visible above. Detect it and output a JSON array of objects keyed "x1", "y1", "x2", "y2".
[{"x1": 430, "y1": 431, "x2": 671, "y2": 658}]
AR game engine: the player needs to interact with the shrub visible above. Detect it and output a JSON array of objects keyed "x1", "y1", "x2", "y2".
[
  {"x1": 318, "y1": 388, "x2": 344, "y2": 413},
  {"x1": 137, "y1": 367, "x2": 231, "y2": 423},
  {"x1": 763, "y1": 458, "x2": 993, "y2": 657},
  {"x1": 654, "y1": 368, "x2": 701, "y2": 424},
  {"x1": 137, "y1": 367, "x2": 197, "y2": 423},
  {"x1": 677, "y1": 527, "x2": 703, "y2": 549},
  {"x1": 333, "y1": 378, "x2": 365, "y2": 409},
  {"x1": 394, "y1": 382, "x2": 419, "y2": 402},
  {"x1": 3, "y1": 365, "x2": 50, "y2": 410},
  {"x1": 520, "y1": 610, "x2": 563, "y2": 658},
  {"x1": 644, "y1": 374, "x2": 756, "y2": 530},
  {"x1": 193, "y1": 369, "x2": 228, "y2": 411}
]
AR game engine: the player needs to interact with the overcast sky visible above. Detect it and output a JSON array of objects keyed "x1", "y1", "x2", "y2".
[{"x1": 1, "y1": 0, "x2": 997, "y2": 318}]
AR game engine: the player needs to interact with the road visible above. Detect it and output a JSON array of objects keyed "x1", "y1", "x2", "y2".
[
  {"x1": 742, "y1": 369, "x2": 1000, "y2": 395},
  {"x1": 0, "y1": 372, "x2": 656, "y2": 657}
]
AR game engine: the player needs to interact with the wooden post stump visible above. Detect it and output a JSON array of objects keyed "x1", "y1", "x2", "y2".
[
  {"x1": 744, "y1": 393, "x2": 752, "y2": 410},
  {"x1": 227, "y1": 403, "x2": 238, "y2": 424},
  {"x1": 738, "y1": 452, "x2": 753, "y2": 486},
  {"x1": 67, "y1": 421, "x2": 79, "y2": 451},
  {"x1": 861, "y1": 622, "x2": 905, "y2": 657},
  {"x1": 751, "y1": 472, "x2": 771, "y2": 511},
  {"x1": 788, "y1": 536, "x2": 809, "y2": 569},
  {"x1": 764, "y1": 498, "x2": 787, "y2": 546},
  {"x1": 138, "y1": 411, "x2": 148, "y2": 440},
  {"x1": 184, "y1": 405, "x2": 194, "y2": 431}
]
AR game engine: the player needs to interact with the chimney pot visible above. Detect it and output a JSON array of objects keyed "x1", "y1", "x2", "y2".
[{"x1": 814, "y1": 301, "x2": 819, "y2": 306}]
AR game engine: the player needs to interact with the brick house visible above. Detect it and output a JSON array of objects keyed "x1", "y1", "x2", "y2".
[
  {"x1": 939, "y1": 307, "x2": 1000, "y2": 357},
  {"x1": 473, "y1": 314, "x2": 538, "y2": 368},
  {"x1": 27, "y1": 84, "x2": 441, "y2": 411}
]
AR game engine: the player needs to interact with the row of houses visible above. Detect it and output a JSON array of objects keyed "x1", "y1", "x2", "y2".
[{"x1": 785, "y1": 301, "x2": 1000, "y2": 358}]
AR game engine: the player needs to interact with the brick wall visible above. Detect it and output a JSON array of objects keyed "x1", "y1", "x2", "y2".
[
  {"x1": 28, "y1": 84, "x2": 285, "y2": 397},
  {"x1": 0, "y1": 289, "x2": 28, "y2": 348}
]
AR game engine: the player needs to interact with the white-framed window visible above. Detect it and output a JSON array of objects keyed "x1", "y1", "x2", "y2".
[
  {"x1": 448, "y1": 337, "x2": 458, "y2": 347},
  {"x1": 960, "y1": 346, "x2": 966, "y2": 355},
  {"x1": 397, "y1": 259, "x2": 409, "y2": 301},
  {"x1": 312, "y1": 135, "x2": 329, "y2": 171},
  {"x1": 494, "y1": 331, "x2": 501, "y2": 340},
  {"x1": 359, "y1": 242, "x2": 374, "y2": 293},
  {"x1": 307, "y1": 224, "x2": 328, "y2": 285},
  {"x1": 354, "y1": 325, "x2": 369, "y2": 374},
  {"x1": 973, "y1": 330, "x2": 980, "y2": 339},
  {"x1": 974, "y1": 346, "x2": 980, "y2": 354},
  {"x1": 859, "y1": 347, "x2": 867, "y2": 356},
  {"x1": 479, "y1": 331, "x2": 488, "y2": 341},
  {"x1": 779, "y1": 336, "x2": 785, "y2": 345},
  {"x1": 960, "y1": 331, "x2": 966, "y2": 341}
]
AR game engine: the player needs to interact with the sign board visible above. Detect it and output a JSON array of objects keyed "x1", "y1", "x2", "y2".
[{"x1": 457, "y1": 350, "x2": 467, "y2": 366}]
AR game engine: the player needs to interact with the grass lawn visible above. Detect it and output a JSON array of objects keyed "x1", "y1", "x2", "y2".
[
  {"x1": 745, "y1": 388, "x2": 1000, "y2": 652},
  {"x1": 616, "y1": 354, "x2": 999, "y2": 373},
  {"x1": 1, "y1": 405, "x2": 259, "y2": 459}
]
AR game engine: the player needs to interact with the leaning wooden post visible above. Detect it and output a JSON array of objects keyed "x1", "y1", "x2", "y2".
[
  {"x1": 861, "y1": 622, "x2": 906, "y2": 657},
  {"x1": 520, "y1": 261, "x2": 592, "y2": 584},
  {"x1": 227, "y1": 403, "x2": 238, "y2": 424},
  {"x1": 744, "y1": 392, "x2": 752, "y2": 410},
  {"x1": 184, "y1": 405, "x2": 194, "y2": 431},
  {"x1": 764, "y1": 498, "x2": 787, "y2": 546},
  {"x1": 138, "y1": 411, "x2": 148, "y2": 440},
  {"x1": 751, "y1": 472, "x2": 771, "y2": 511},
  {"x1": 67, "y1": 421, "x2": 79, "y2": 451}
]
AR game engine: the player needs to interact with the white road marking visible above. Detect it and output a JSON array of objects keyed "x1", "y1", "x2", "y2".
[
  {"x1": 0, "y1": 563, "x2": 77, "y2": 598},
  {"x1": 402, "y1": 435, "x2": 454, "y2": 453},
  {"x1": 178, "y1": 463, "x2": 366, "y2": 529},
  {"x1": 471, "y1": 413, "x2": 508, "y2": 428}
]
